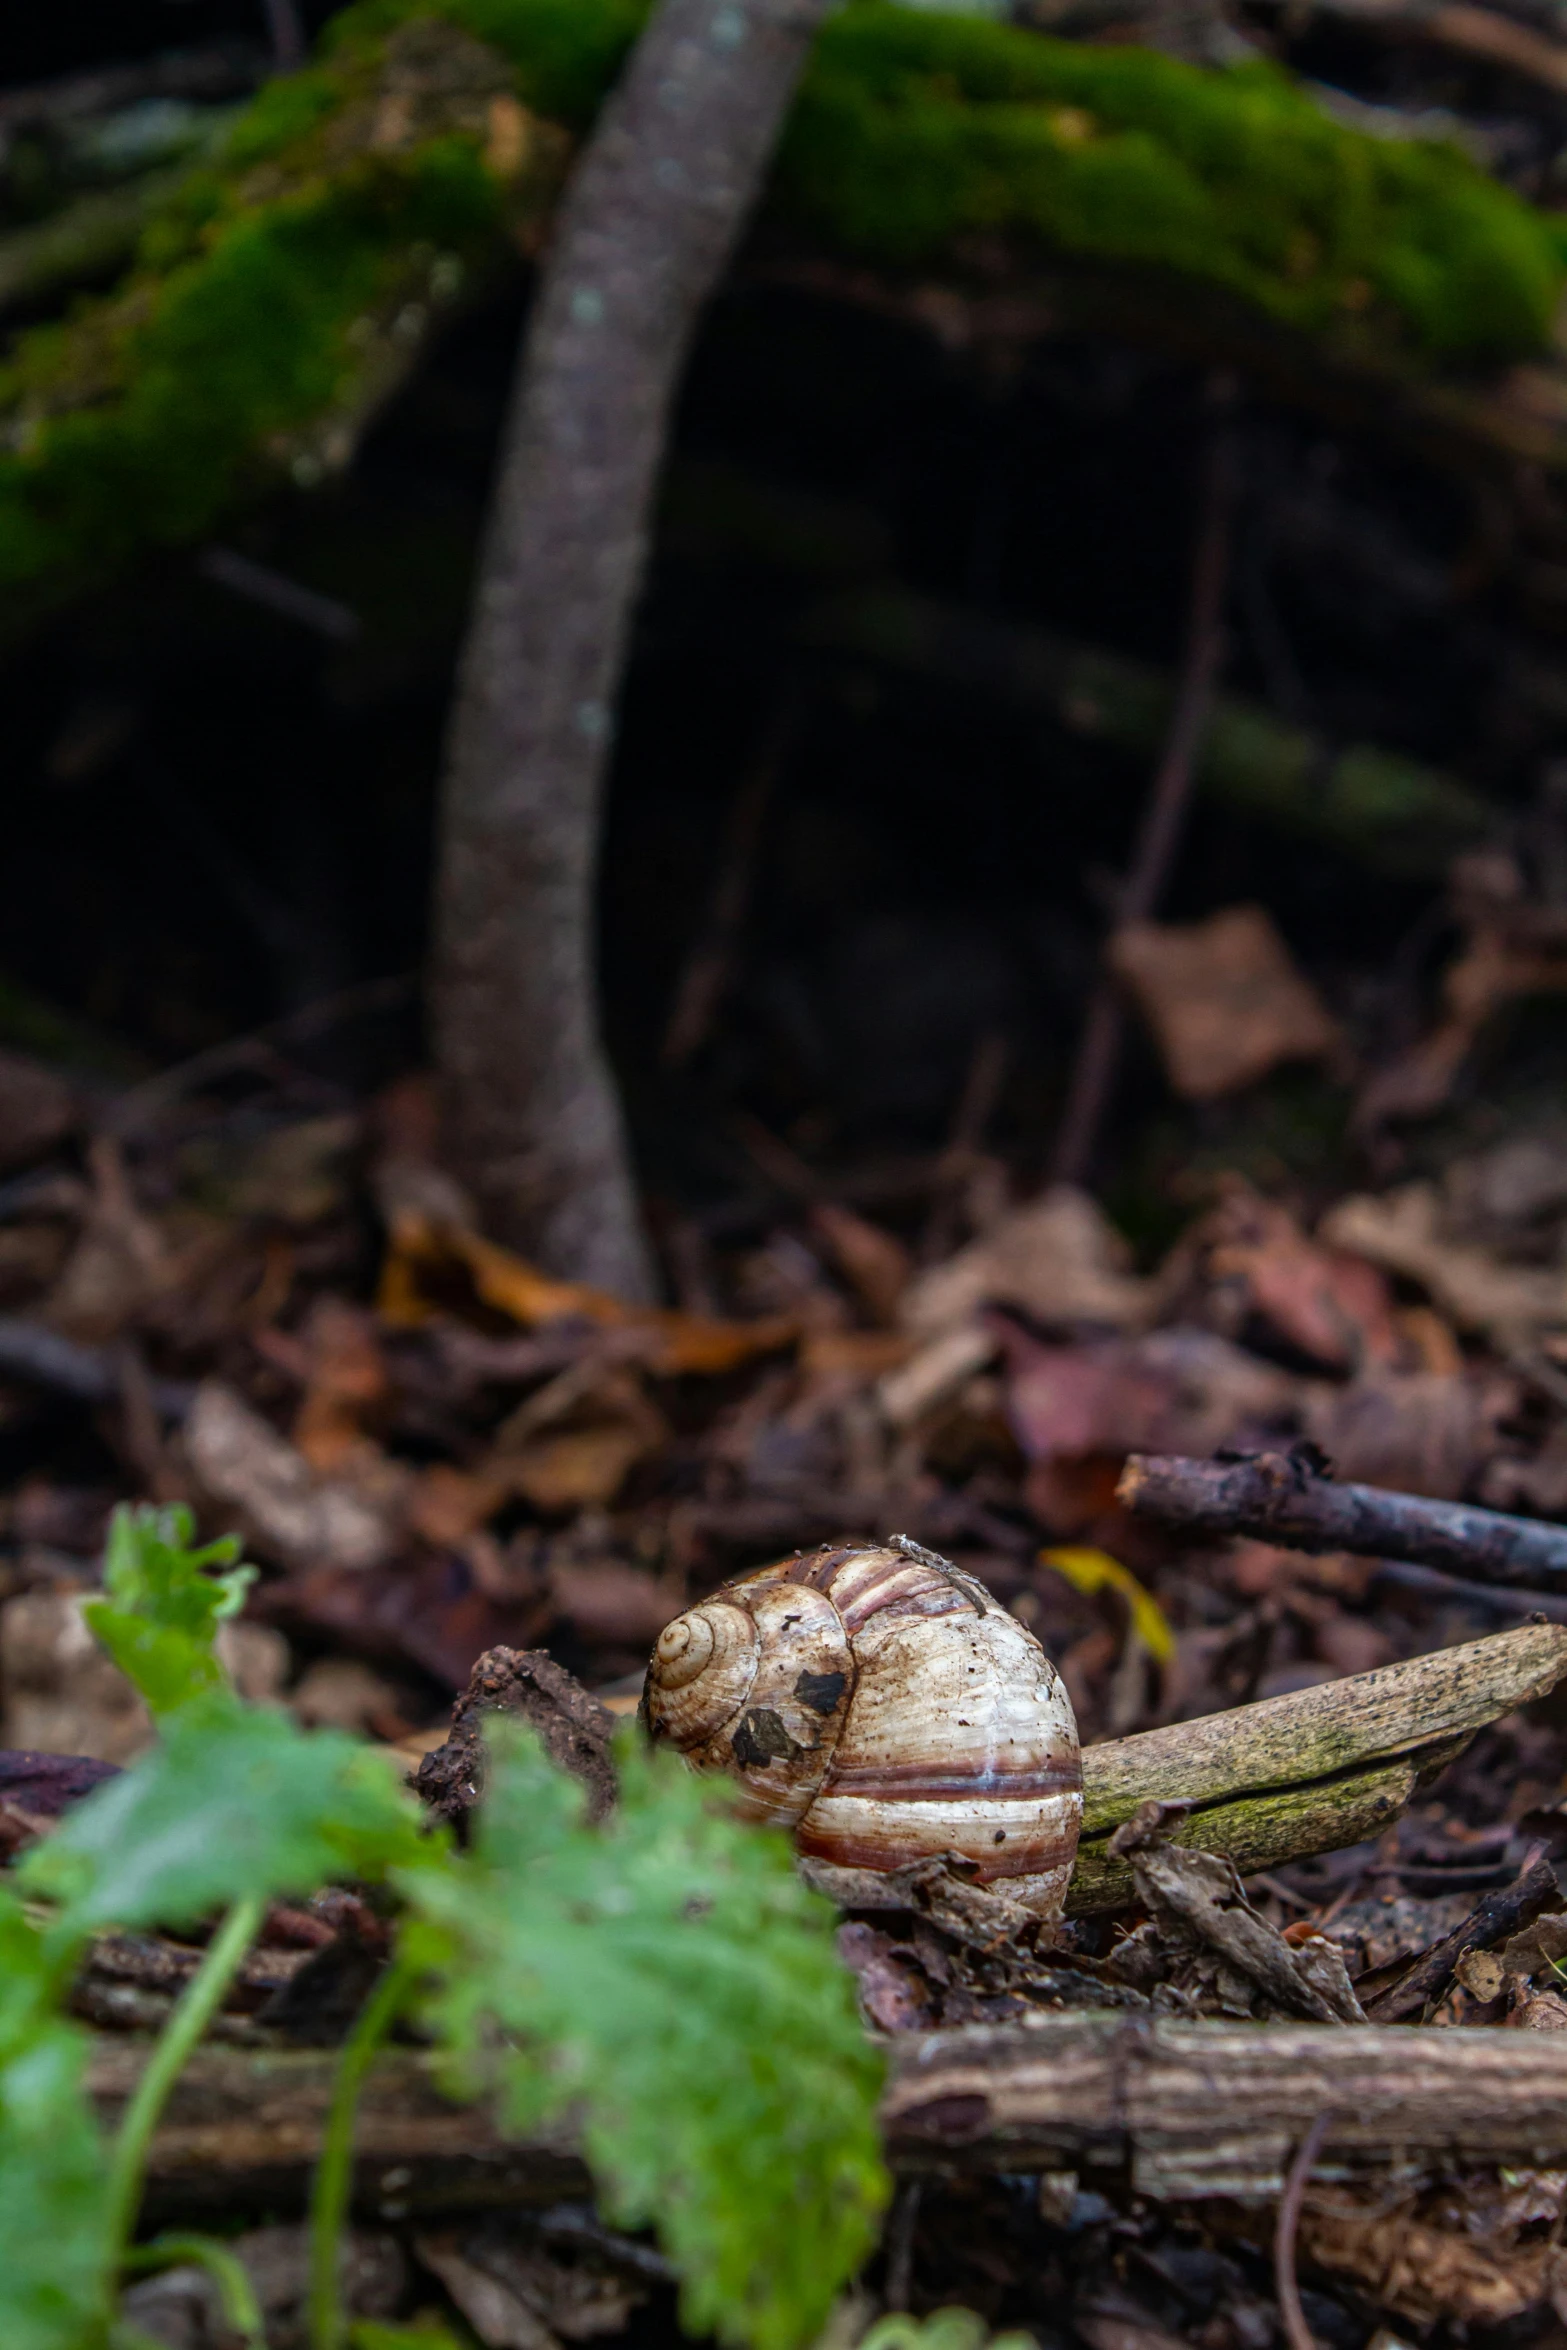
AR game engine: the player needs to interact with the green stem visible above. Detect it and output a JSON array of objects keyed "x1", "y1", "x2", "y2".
[
  {"x1": 104, "y1": 1894, "x2": 265, "y2": 2277},
  {"x1": 307, "y1": 1945, "x2": 415, "y2": 2350},
  {"x1": 122, "y1": 2233, "x2": 267, "y2": 2348}
]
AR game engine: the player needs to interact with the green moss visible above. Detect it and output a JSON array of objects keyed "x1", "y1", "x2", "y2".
[
  {"x1": 783, "y1": 5, "x2": 1565, "y2": 358},
  {"x1": 0, "y1": 0, "x2": 1562, "y2": 606},
  {"x1": 0, "y1": 20, "x2": 540, "y2": 602}
]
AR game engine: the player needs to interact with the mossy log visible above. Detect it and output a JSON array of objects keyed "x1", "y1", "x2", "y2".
[
  {"x1": 97, "y1": 2017, "x2": 1567, "y2": 2215},
  {"x1": 3, "y1": 0, "x2": 1565, "y2": 612},
  {"x1": 802, "y1": 586, "x2": 1490, "y2": 878},
  {"x1": 1067, "y1": 1621, "x2": 1567, "y2": 1911},
  {"x1": 0, "y1": 173, "x2": 190, "y2": 318}
]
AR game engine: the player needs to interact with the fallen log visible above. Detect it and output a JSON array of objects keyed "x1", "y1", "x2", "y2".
[
  {"x1": 1070, "y1": 1619, "x2": 1567, "y2": 1910},
  {"x1": 103, "y1": 2015, "x2": 1567, "y2": 2218},
  {"x1": 1118, "y1": 1448, "x2": 1567, "y2": 1584}
]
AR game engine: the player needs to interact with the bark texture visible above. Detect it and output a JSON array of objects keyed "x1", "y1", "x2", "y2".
[
  {"x1": 106, "y1": 2018, "x2": 1567, "y2": 2217},
  {"x1": 433, "y1": 0, "x2": 833, "y2": 1298},
  {"x1": 1120, "y1": 1447, "x2": 1567, "y2": 1582}
]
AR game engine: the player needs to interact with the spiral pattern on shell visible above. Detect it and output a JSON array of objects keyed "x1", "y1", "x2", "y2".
[{"x1": 641, "y1": 1538, "x2": 1082, "y2": 1918}]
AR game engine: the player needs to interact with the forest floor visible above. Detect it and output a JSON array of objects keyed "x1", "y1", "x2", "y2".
[{"x1": 6, "y1": 1022, "x2": 1567, "y2": 2349}]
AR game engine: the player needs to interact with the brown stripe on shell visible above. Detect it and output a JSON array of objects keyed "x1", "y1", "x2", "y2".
[
  {"x1": 794, "y1": 1817, "x2": 1079, "y2": 1881},
  {"x1": 822, "y1": 1760, "x2": 1083, "y2": 1801},
  {"x1": 828, "y1": 1556, "x2": 970, "y2": 1632}
]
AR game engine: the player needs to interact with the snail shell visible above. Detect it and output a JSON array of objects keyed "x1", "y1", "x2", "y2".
[{"x1": 642, "y1": 1538, "x2": 1081, "y2": 1918}]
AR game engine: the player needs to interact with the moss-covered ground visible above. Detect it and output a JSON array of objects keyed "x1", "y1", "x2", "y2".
[{"x1": 2, "y1": 0, "x2": 1564, "y2": 604}]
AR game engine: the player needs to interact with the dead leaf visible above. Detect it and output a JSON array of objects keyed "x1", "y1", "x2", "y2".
[
  {"x1": 505, "y1": 1422, "x2": 652, "y2": 1514},
  {"x1": 1321, "y1": 1184, "x2": 1567, "y2": 1340},
  {"x1": 378, "y1": 1208, "x2": 796, "y2": 1373},
  {"x1": 1357, "y1": 855, "x2": 1567, "y2": 1127},
  {"x1": 1109, "y1": 1802, "x2": 1364, "y2": 2021},
  {"x1": 0, "y1": 1048, "x2": 77, "y2": 1174},
  {"x1": 902, "y1": 1186, "x2": 1156, "y2": 1340},
  {"x1": 291, "y1": 1298, "x2": 393, "y2": 1472},
  {"x1": 408, "y1": 1462, "x2": 511, "y2": 1546},
  {"x1": 44, "y1": 1136, "x2": 206, "y2": 1341},
  {"x1": 1300, "y1": 2194, "x2": 1563, "y2": 2325},
  {"x1": 183, "y1": 1380, "x2": 404, "y2": 1572},
  {"x1": 1109, "y1": 906, "x2": 1342, "y2": 1100},
  {"x1": 997, "y1": 1322, "x2": 1304, "y2": 1468},
  {"x1": 1177, "y1": 1181, "x2": 1402, "y2": 1373},
  {"x1": 291, "y1": 1656, "x2": 408, "y2": 1737},
  {"x1": 1304, "y1": 1368, "x2": 1515, "y2": 1500}
]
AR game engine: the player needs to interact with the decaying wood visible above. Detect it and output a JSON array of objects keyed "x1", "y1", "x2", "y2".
[
  {"x1": 1365, "y1": 1856, "x2": 1562, "y2": 2021},
  {"x1": 1067, "y1": 1621, "x2": 1567, "y2": 1903},
  {"x1": 1119, "y1": 1448, "x2": 1567, "y2": 1583},
  {"x1": 105, "y1": 2016, "x2": 1567, "y2": 2217},
  {"x1": 1069, "y1": 1739, "x2": 1466, "y2": 1913}
]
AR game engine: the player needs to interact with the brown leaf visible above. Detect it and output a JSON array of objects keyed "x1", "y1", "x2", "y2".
[
  {"x1": 902, "y1": 1186, "x2": 1156, "y2": 1339},
  {"x1": 292, "y1": 1297, "x2": 393, "y2": 1472},
  {"x1": 379, "y1": 1208, "x2": 796, "y2": 1373},
  {"x1": 1109, "y1": 906, "x2": 1342, "y2": 1100},
  {"x1": 183, "y1": 1380, "x2": 404, "y2": 1572},
  {"x1": 1304, "y1": 1368, "x2": 1515, "y2": 1500},
  {"x1": 1321, "y1": 1184, "x2": 1567, "y2": 1340},
  {"x1": 1300, "y1": 2193, "x2": 1564, "y2": 2325},
  {"x1": 1181, "y1": 1182, "x2": 1402, "y2": 1373},
  {"x1": 997, "y1": 1322, "x2": 1302, "y2": 1469}
]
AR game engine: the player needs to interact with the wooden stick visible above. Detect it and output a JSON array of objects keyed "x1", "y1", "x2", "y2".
[
  {"x1": 105, "y1": 2016, "x2": 1567, "y2": 2217},
  {"x1": 1069, "y1": 1740, "x2": 1464, "y2": 1914},
  {"x1": 1079, "y1": 1619, "x2": 1567, "y2": 1831},
  {"x1": 1118, "y1": 1449, "x2": 1567, "y2": 1585},
  {"x1": 1067, "y1": 1621, "x2": 1567, "y2": 1905}
]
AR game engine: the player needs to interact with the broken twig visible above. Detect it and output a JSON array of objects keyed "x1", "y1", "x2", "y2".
[{"x1": 1119, "y1": 1448, "x2": 1567, "y2": 1585}]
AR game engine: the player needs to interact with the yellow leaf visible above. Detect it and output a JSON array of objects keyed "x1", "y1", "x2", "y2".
[{"x1": 1038, "y1": 1546, "x2": 1175, "y2": 1665}]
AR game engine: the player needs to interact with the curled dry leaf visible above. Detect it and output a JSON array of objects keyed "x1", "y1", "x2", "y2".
[
  {"x1": 1299, "y1": 2191, "x2": 1567, "y2": 2326},
  {"x1": 378, "y1": 1206, "x2": 796, "y2": 1374},
  {"x1": 183, "y1": 1379, "x2": 405, "y2": 1572},
  {"x1": 1304, "y1": 1368, "x2": 1517, "y2": 1500},
  {"x1": 901, "y1": 1187, "x2": 1156, "y2": 1342},
  {"x1": 1175, "y1": 1182, "x2": 1402, "y2": 1374},
  {"x1": 1321, "y1": 1184, "x2": 1567, "y2": 1341},
  {"x1": 1109, "y1": 906, "x2": 1343, "y2": 1101}
]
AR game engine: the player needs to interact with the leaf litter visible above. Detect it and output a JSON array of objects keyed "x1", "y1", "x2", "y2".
[{"x1": 9, "y1": 1048, "x2": 1567, "y2": 2345}]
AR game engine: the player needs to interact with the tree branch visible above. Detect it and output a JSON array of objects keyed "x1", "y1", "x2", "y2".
[{"x1": 1118, "y1": 1449, "x2": 1567, "y2": 1584}]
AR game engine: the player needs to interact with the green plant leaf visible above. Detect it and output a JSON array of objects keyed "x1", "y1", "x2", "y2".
[
  {"x1": 0, "y1": 1889, "x2": 113, "y2": 2350},
  {"x1": 402, "y1": 1725, "x2": 889, "y2": 2350},
  {"x1": 19, "y1": 1692, "x2": 433, "y2": 1933},
  {"x1": 83, "y1": 1502, "x2": 257, "y2": 1716}
]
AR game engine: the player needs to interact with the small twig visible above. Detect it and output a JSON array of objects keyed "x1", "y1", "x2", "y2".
[
  {"x1": 663, "y1": 684, "x2": 805, "y2": 1066},
  {"x1": 1052, "y1": 382, "x2": 1237, "y2": 1186},
  {"x1": 1120, "y1": 1448, "x2": 1567, "y2": 1587},
  {"x1": 1275, "y1": 2111, "x2": 1332, "y2": 2350},
  {"x1": 1365, "y1": 1856, "x2": 1561, "y2": 2022},
  {"x1": 0, "y1": 1316, "x2": 193, "y2": 1422}
]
